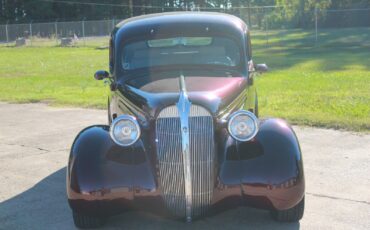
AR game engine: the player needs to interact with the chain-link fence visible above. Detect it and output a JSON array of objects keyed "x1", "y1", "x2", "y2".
[
  {"x1": 0, "y1": 18, "x2": 125, "y2": 47},
  {"x1": 0, "y1": 7, "x2": 369, "y2": 48},
  {"x1": 239, "y1": 7, "x2": 370, "y2": 48}
]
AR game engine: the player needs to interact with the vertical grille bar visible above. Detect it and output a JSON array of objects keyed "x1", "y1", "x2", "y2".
[{"x1": 156, "y1": 105, "x2": 214, "y2": 220}]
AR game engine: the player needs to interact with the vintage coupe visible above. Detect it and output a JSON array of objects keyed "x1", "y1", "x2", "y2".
[{"x1": 67, "y1": 12, "x2": 305, "y2": 228}]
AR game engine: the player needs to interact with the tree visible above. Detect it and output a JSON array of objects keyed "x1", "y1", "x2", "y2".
[
  {"x1": 1, "y1": 0, "x2": 368, "y2": 26},
  {"x1": 273, "y1": 0, "x2": 332, "y2": 28}
]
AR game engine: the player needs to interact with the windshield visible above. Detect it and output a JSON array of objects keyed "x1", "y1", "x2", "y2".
[{"x1": 122, "y1": 36, "x2": 241, "y2": 71}]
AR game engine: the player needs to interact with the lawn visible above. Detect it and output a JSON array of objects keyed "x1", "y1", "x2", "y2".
[
  {"x1": 0, "y1": 28, "x2": 369, "y2": 131},
  {"x1": 254, "y1": 47, "x2": 369, "y2": 131},
  {"x1": 0, "y1": 47, "x2": 109, "y2": 108},
  {"x1": 253, "y1": 27, "x2": 370, "y2": 131}
]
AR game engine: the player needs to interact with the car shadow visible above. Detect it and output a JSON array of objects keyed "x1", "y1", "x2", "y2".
[{"x1": 0, "y1": 168, "x2": 300, "y2": 230}]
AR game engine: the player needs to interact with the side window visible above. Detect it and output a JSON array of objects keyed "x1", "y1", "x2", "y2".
[{"x1": 109, "y1": 36, "x2": 114, "y2": 73}]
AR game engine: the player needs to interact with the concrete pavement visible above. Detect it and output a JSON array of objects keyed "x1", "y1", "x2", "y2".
[{"x1": 0, "y1": 102, "x2": 369, "y2": 230}]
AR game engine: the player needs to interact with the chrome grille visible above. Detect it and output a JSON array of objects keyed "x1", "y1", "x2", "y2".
[{"x1": 156, "y1": 105, "x2": 214, "y2": 219}]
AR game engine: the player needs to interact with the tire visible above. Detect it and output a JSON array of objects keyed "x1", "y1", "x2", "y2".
[
  {"x1": 270, "y1": 197, "x2": 304, "y2": 222},
  {"x1": 72, "y1": 212, "x2": 105, "y2": 229}
]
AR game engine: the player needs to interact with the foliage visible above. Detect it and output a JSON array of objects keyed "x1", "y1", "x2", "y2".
[
  {"x1": 268, "y1": 0, "x2": 332, "y2": 28},
  {"x1": 1, "y1": 0, "x2": 369, "y2": 29},
  {"x1": 0, "y1": 0, "x2": 132, "y2": 23}
]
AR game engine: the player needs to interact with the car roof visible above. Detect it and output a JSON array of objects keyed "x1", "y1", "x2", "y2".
[
  {"x1": 113, "y1": 12, "x2": 248, "y2": 41},
  {"x1": 116, "y1": 12, "x2": 247, "y2": 30}
]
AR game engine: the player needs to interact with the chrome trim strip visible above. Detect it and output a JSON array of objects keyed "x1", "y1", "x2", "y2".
[
  {"x1": 156, "y1": 104, "x2": 214, "y2": 220},
  {"x1": 176, "y1": 74, "x2": 193, "y2": 222},
  {"x1": 156, "y1": 74, "x2": 214, "y2": 221}
]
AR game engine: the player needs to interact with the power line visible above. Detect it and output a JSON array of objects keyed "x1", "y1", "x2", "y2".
[
  {"x1": 37, "y1": 0, "x2": 283, "y2": 10},
  {"x1": 38, "y1": 0, "x2": 133, "y2": 8},
  {"x1": 324, "y1": 8, "x2": 370, "y2": 12}
]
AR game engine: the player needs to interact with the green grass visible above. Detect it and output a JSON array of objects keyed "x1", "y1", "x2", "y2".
[
  {"x1": 0, "y1": 28, "x2": 369, "y2": 131},
  {"x1": 254, "y1": 47, "x2": 369, "y2": 131},
  {"x1": 251, "y1": 27, "x2": 370, "y2": 131},
  {"x1": 0, "y1": 36, "x2": 111, "y2": 48},
  {"x1": 0, "y1": 47, "x2": 109, "y2": 108}
]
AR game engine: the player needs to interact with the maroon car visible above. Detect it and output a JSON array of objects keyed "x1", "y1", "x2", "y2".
[{"x1": 67, "y1": 12, "x2": 305, "y2": 228}]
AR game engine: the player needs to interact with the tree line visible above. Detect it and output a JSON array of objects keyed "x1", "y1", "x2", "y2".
[{"x1": 1, "y1": 0, "x2": 369, "y2": 28}]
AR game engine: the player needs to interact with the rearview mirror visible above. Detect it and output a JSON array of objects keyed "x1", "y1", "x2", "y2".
[
  {"x1": 255, "y1": 64, "x2": 268, "y2": 73},
  {"x1": 94, "y1": 70, "x2": 110, "y2": 80}
]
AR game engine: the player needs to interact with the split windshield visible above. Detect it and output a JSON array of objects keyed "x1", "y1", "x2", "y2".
[{"x1": 121, "y1": 36, "x2": 241, "y2": 71}]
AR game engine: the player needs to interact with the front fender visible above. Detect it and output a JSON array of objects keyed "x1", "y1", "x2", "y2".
[
  {"x1": 67, "y1": 125, "x2": 156, "y2": 216},
  {"x1": 239, "y1": 118, "x2": 305, "y2": 210}
]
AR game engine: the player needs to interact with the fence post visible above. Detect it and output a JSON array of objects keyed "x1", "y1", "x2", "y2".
[
  {"x1": 265, "y1": 10, "x2": 269, "y2": 47},
  {"x1": 5, "y1": 22, "x2": 9, "y2": 45},
  {"x1": 315, "y1": 7, "x2": 318, "y2": 45},
  {"x1": 82, "y1": 20, "x2": 85, "y2": 46},
  {"x1": 247, "y1": 2, "x2": 252, "y2": 27},
  {"x1": 129, "y1": 0, "x2": 133, "y2": 17},
  {"x1": 29, "y1": 21, "x2": 33, "y2": 46},
  {"x1": 55, "y1": 20, "x2": 58, "y2": 45}
]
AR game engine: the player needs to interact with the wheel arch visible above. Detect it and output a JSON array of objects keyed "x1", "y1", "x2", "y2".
[{"x1": 238, "y1": 118, "x2": 305, "y2": 210}]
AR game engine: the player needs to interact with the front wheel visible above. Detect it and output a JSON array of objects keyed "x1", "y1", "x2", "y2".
[
  {"x1": 270, "y1": 196, "x2": 304, "y2": 222},
  {"x1": 72, "y1": 212, "x2": 106, "y2": 229}
]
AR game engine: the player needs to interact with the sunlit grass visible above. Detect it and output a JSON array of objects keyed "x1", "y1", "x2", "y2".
[
  {"x1": 0, "y1": 46, "x2": 109, "y2": 108},
  {"x1": 255, "y1": 60, "x2": 369, "y2": 131},
  {"x1": 252, "y1": 27, "x2": 370, "y2": 48}
]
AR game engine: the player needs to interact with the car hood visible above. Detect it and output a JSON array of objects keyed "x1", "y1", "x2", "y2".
[{"x1": 118, "y1": 76, "x2": 248, "y2": 118}]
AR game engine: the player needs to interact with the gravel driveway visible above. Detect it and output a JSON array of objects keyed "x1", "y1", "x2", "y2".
[{"x1": 0, "y1": 102, "x2": 369, "y2": 230}]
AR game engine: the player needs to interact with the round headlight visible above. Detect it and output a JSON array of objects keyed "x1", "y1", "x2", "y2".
[
  {"x1": 228, "y1": 110, "x2": 258, "y2": 141},
  {"x1": 110, "y1": 115, "x2": 141, "y2": 146}
]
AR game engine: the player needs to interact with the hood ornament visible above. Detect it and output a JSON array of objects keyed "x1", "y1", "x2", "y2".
[{"x1": 176, "y1": 73, "x2": 193, "y2": 222}]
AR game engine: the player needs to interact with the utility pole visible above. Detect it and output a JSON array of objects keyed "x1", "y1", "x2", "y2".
[
  {"x1": 247, "y1": 0, "x2": 252, "y2": 26},
  {"x1": 169, "y1": 0, "x2": 174, "y2": 11},
  {"x1": 195, "y1": 0, "x2": 205, "y2": 11},
  {"x1": 129, "y1": 0, "x2": 133, "y2": 17},
  {"x1": 55, "y1": 20, "x2": 58, "y2": 45},
  {"x1": 5, "y1": 21, "x2": 9, "y2": 45},
  {"x1": 265, "y1": 9, "x2": 268, "y2": 47},
  {"x1": 315, "y1": 7, "x2": 318, "y2": 45},
  {"x1": 29, "y1": 21, "x2": 33, "y2": 46},
  {"x1": 82, "y1": 19, "x2": 85, "y2": 46}
]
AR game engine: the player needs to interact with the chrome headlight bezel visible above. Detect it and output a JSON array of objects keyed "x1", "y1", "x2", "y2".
[
  {"x1": 228, "y1": 110, "x2": 259, "y2": 142},
  {"x1": 109, "y1": 115, "x2": 141, "y2": 147}
]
